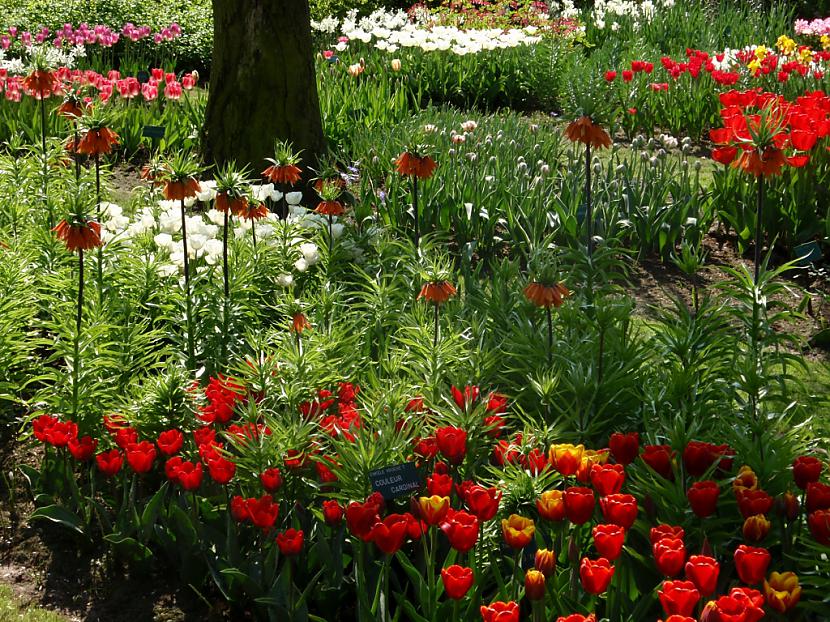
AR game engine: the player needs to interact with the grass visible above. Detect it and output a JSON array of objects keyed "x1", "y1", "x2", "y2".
[{"x1": 0, "y1": 586, "x2": 68, "y2": 622}]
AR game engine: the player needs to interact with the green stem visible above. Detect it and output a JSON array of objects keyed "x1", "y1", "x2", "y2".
[
  {"x1": 413, "y1": 175, "x2": 419, "y2": 248},
  {"x1": 754, "y1": 175, "x2": 764, "y2": 285},
  {"x1": 180, "y1": 197, "x2": 195, "y2": 370},
  {"x1": 586, "y1": 142, "x2": 593, "y2": 258},
  {"x1": 546, "y1": 306, "x2": 553, "y2": 365},
  {"x1": 433, "y1": 302, "x2": 440, "y2": 350},
  {"x1": 95, "y1": 154, "x2": 103, "y2": 304},
  {"x1": 72, "y1": 248, "x2": 83, "y2": 418}
]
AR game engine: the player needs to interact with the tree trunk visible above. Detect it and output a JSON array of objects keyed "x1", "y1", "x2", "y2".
[{"x1": 203, "y1": 0, "x2": 326, "y2": 175}]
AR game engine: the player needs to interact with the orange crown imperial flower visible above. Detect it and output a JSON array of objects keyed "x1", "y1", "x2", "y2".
[
  {"x1": 77, "y1": 127, "x2": 120, "y2": 156},
  {"x1": 291, "y1": 312, "x2": 311, "y2": 334},
  {"x1": 524, "y1": 281, "x2": 571, "y2": 308},
  {"x1": 315, "y1": 200, "x2": 345, "y2": 216},
  {"x1": 238, "y1": 200, "x2": 269, "y2": 221},
  {"x1": 565, "y1": 116, "x2": 612, "y2": 149},
  {"x1": 163, "y1": 178, "x2": 201, "y2": 201},
  {"x1": 53, "y1": 219, "x2": 103, "y2": 252},
  {"x1": 396, "y1": 151, "x2": 437, "y2": 179},
  {"x1": 23, "y1": 69, "x2": 59, "y2": 99},
  {"x1": 418, "y1": 281, "x2": 457, "y2": 304},
  {"x1": 262, "y1": 163, "x2": 302, "y2": 185}
]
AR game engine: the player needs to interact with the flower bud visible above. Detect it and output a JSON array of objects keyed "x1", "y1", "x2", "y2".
[
  {"x1": 524, "y1": 569, "x2": 546, "y2": 600},
  {"x1": 534, "y1": 548, "x2": 556, "y2": 577}
]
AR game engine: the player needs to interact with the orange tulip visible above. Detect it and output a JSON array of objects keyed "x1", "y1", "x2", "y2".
[
  {"x1": 763, "y1": 572, "x2": 801, "y2": 613},
  {"x1": 417, "y1": 495, "x2": 450, "y2": 526},
  {"x1": 536, "y1": 490, "x2": 566, "y2": 522},
  {"x1": 550, "y1": 443, "x2": 585, "y2": 477},
  {"x1": 501, "y1": 514, "x2": 535, "y2": 549}
]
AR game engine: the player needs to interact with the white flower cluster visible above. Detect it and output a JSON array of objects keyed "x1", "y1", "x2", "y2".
[
  {"x1": 591, "y1": 0, "x2": 675, "y2": 31},
  {"x1": 315, "y1": 8, "x2": 542, "y2": 55},
  {"x1": 549, "y1": 0, "x2": 580, "y2": 19},
  {"x1": 99, "y1": 181, "x2": 345, "y2": 280},
  {"x1": 0, "y1": 42, "x2": 86, "y2": 74}
]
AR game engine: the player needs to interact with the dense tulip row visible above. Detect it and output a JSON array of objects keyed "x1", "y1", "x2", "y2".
[{"x1": 27, "y1": 373, "x2": 830, "y2": 620}]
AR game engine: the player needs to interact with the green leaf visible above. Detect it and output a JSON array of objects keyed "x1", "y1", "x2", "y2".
[{"x1": 30, "y1": 505, "x2": 85, "y2": 534}]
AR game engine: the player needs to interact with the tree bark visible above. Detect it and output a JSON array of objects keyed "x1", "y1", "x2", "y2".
[{"x1": 203, "y1": 0, "x2": 326, "y2": 174}]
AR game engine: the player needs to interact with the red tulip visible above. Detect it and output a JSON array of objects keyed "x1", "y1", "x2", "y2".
[
  {"x1": 441, "y1": 564, "x2": 474, "y2": 599},
  {"x1": 609, "y1": 432, "x2": 639, "y2": 465},
  {"x1": 653, "y1": 537, "x2": 686, "y2": 577},
  {"x1": 68, "y1": 435, "x2": 97, "y2": 461},
  {"x1": 733, "y1": 545, "x2": 770, "y2": 585},
  {"x1": 322, "y1": 500, "x2": 343, "y2": 526},
  {"x1": 440, "y1": 509, "x2": 479, "y2": 553},
  {"x1": 95, "y1": 449, "x2": 123, "y2": 477},
  {"x1": 641, "y1": 445, "x2": 675, "y2": 479},
  {"x1": 427, "y1": 471, "x2": 454, "y2": 497},
  {"x1": 684, "y1": 555, "x2": 719, "y2": 596},
  {"x1": 246, "y1": 495, "x2": 280, "y2": 531},
  {"x1": 125, "y1": 441, "x2": 156, "y2": 474},
  {"x1": 592, "y1": 524, "x2": 626, "y2": 561},
  {"x1": 808, "y1": 508, "x2": 830, "y2": 545},
  {"x1": 436, "y1": 426, "x2": 467, "y2": 464},
  {"x1": 579, "y1": 557, "x2": 615, "y2": 594},
  {"x1": 687, "y1": 480, "x2": 720, "y2": 518},
  {"x1": 806, "y1": 481, "x2": 830, "y2": 513},
  {"x1": 370, "y1": 513, "x2": 410, "y2": 554},
  {"x1": 564, "y1": 486, "x2": 595, "y2": 524},
  {"x1": 207, "y1": 456, "x2": 236, "y2": 484},
  {"x1": 658, "y1": 580, "x2": 700, "y2": 617},
  {"x1": 736, "y1": 489, "x2": 773, "y2": 519},
  {"x1": 557, "y1": 616, "x2": 596, "y2": 622},
  {"x1": 651, "y1": 524, "x2": 684, "y2": 544},
  {"x1": 157, "y1": 429, "x2": 183, "y2": 456},
  {"x1": 174, "y1": 460, "x2": 203, "y2": 491},
  {"x1": 276, "y1": 528, "x2": 304, "y2": 556},
  {"x1": 260, "y1": 467, "x2": 283, "y2": 492},
  {"x1": 683, "y1": 441, "x2": 732, "y2": 477},
  {"x1": 346, "y1": 498, "x2": 382, "y2": 541},
  {"x1": 480, "y1": 601, "x2": 519, "y2": 622},
  {"x1": 464, "y1": 484, "x2": 501, "y2": 521},
  {"x1": 599, "y1": 493, "x2": 638, "y2": 529},
  {"x1": 590, "y1": 463, "x2": 625, "y2": 496},
  {"x1": 792, "y1": 456, "x2": 823, "y2": 490}
]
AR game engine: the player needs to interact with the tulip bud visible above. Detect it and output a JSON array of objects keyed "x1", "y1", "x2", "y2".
[
  {"x1": 778, "y1": 490, "x2": 800, "y2": 521},
  {"x1": 568, "y1": 534, "x2": 579, "y2": 563},
  {"x1": 742, "y1": 514, "x2": 771, "y2": 542},
  {"x1": 390, "y1": 58, "x2": 401, "y2": 71},
  {"x1": 534, "y1": 548, "x2": 556, "y2": 577},
  {"x1": 524, "y1": 569, "x2": 546, "y2": 600}
]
